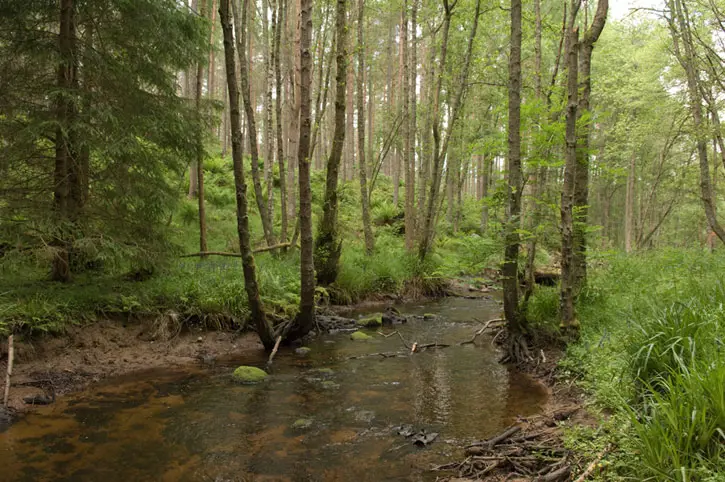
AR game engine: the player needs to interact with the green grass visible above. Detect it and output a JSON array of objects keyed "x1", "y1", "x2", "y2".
[{"x1": 528, "y1": 249, "x2": 725, "y2": 481}]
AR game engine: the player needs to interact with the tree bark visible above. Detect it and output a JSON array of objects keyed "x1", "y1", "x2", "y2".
[
  {"x1": 357, "y1": 0, "x2": 375, "y2": 254},
  {"x1": 233, "y1": 0, "x2": 277, "y2": 247},
  {"x1": 503, "y1": 0, "x2": 526, "y2": 339},
  {"x1": 668, "y1": 0, "x2": 725, "y2": 243},
  {"x1": 315, "y1": 0, "x2": 348, "y2": 285},
  {"x1": 418, "y1": 0, "x2": 480, "y2": 260},
  {"x1": 572, "y1": 0, "x2": 608, "y2": 290},
  {"x1": 219, "y1": 0, "x2": 276, "y2": 350},
  {"x1": 290, "y1": 0, "x2": 316, "y2": 338},
  {"x1": 560, "y1": 26, "x2": 579, "y2": 330},
  {"x1": 52, "y1": 0, "x2": 79, "y2": 282},
  {"x1": 624, "y1": 150, "x2": 635, "y2": 253},
  {"x1": 263, "y1": 0, "x2": 276, "y2": 229},
  {"x1": 273, "y1": 0, "x2": 289, "y2": 244},
  {"x1": 401, "y1": 0, "x2": 416, "y2": 250},
  {"x1": 197, "y1": 0, "x2": 209, "y2": 256}
]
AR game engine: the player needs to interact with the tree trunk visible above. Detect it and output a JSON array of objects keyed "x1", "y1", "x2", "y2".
[
  {"x1": 480, "y1": 154, "x2": 490, "y2": 233},
  {"x1": 418, "y1": 0, "x2": 480, "y2": 260},
  {"x1": 572, "y1": 0, "x2": 608, "y2": 291},
  {"x1": 219, "y1": 0, "x2": 276, "y2": 350},
  {"x1": 290, "y1": 0, "x2": 316, "y2": 338},
  {"x1": 233, "y1": 0, "x2": 277, "y2": 247},
  {"x1": 357, "y1": 0, "x2": 375, "y2": 254},
  {"x1": 263, "y1": 0, "x2": 276, "y2": 229},
  {"x1": 669, "y1": 0, "x2": 725, "y2": 243},
  {"x1": 273, "y1": 0, "x2": 288, "y2": 244},
  {"x1": 197, "y1": 0, "x2": 209, "y2": 256},
  {"x1": 401, "y1": 0, "x2": 416, "y2": 250},
  {"x1": 624, "y1": 150, "x2": 635, "y2": 253},
  {"x1": 315, "y1": 0, "x2": 348, "y2": 285},
  {"x1": 52, "y1": 0, "x2": 79, "y2": 282},
  {"x1": 560, "y1": 26, "x2": 579, "y2": 330},
  {"x1": 503, "y1": 0, "x2": 527, "y2": 350}
]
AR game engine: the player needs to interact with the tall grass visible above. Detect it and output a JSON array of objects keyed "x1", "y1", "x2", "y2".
[{"x1": 547, "y1": 249, "x2": 725, "y2": 480}]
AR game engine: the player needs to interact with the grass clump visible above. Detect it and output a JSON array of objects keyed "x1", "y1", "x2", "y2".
[{"x1": 554, "y1": 249, "x2": 725, "y2": 481}]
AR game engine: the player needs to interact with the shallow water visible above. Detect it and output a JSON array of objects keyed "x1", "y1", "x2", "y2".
[{"x1": 0, "y1": 297, "x2": 547, "y2": 482}]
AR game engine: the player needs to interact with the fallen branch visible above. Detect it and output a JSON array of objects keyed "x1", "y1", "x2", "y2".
[
  {"x1": 459, "y1": 318, "x2": 505, "y2": 345},
  {"x1": 573, "y1": 445, "x2": 610, "y2": 482},
  {"x1": 467, "y1": 425, "x2": 521, "y2": 450},
  {"x1": 377, "y1": 330, "x2": 401, "y2": 338},
  {"x1": 266, "y1": 336, "x2": 282, "y2": 366},
  {"x1": 395, "y1": 331, "x2": 411, "y2": 349},
  {"x1": 538, "y1": 464, "x2": 570, "y2": 481},
  {"x1": 3, "y1": 335, "x2": 13, "y2": 407},
  {"x1": 181, "y1": 243, "x2": 293, "y2": 258}
]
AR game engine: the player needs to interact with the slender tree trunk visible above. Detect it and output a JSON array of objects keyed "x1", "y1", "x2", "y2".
[
  {"x1": 219, "y1": 0, "x2": 276, "y2": 349},
  {"x1": 52, "y1": 0, "x2": 79, "y2": 282},
  {"x1": 233, "y1": 0, "x2": 277, "y2": 247},
  {"x1": 523, "y1": 0, "x2": 545, "y2": 303},
  {"x1": 263, "y1": 0, "x2": 276, "y2": 229},
  {"x1": 560, "y1": 26, "x2": 579, "y2": 330},
  {"x1": 357, "y1": 0, "x2": 375, "y2": 254},
  {"x1": 572, "y1": 0, "x2": 608, "y2": 290},
  {"x1": 346, "y1": 54, "x2": 355, "y2": 181},
  {"x1": 503, "y1": 0, "x2": 527, "y2": 355},
  {"x1": 418, "y1": 0, "x2": 480, "y2": 259},
  {"x1": 480, "y1": 154, "x2": 490, "y2": 232},
  {"x1": 669, "y1": 0, "x2": 725, "y2": 243},
  {"x1": 197, "y1": 0, "x2": 209, "y2": 256},
  {"x1": 401, "y1": 0, "x2": 416, "y2": 250},
  {"x1": 624, "y1": 150, "x2": 635, "y2": 253},
  {"x1": 315, "y1": 0, "x2": 348, "y2": 285},
  {"x1": 291, "y1": 0, "x2": 316, "y2": 338},
  {"x1": 273, "y1": 0, "x2": 289, "y2": 244}
]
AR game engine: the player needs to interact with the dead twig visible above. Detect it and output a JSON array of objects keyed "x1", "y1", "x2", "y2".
[
  {"x1": 573, "y1": 445, "x2": 610, "y2": 482},
  {"x1": 459, "y1": 318, "x2": 505, "y2": 345},
  {"x1": 467, "y1": 425, "x2": 521, "y2": 450},
  {"x1": 3, "y1": 335, "x2": 14, "y2": 407},
  {"x1": 266, "y1": 336, "x2": 282, "y2": 367}
]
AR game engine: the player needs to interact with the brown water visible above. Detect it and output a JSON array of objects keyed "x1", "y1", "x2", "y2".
[{"x1": 0, "y1": 297, "x2": 547, "y2": 482}]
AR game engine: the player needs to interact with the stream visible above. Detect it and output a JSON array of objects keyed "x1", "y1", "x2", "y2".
[{"x1": 0, "y1": 296, "x2": 548, "y2": 481}]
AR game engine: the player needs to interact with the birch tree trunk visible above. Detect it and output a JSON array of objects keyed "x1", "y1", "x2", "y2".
[
  {"x1": 219, "y1": 0, "x2": 275, "y2": 349},
  {"x1": 315, "y1": 0, "x2": 348, "y2": 285},
  {"x1": 560, "y1": 25, "x2": 579, "y2": 330},
  {"x1": 233, "y1": 0, "x2": 277, "y2": 247},
  {"x1": 357, "y1": 0, "x2": 375, "y2": 254}
]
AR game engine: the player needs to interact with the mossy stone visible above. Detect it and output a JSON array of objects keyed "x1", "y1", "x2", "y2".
[
  {"x1": 291, "y1": 418, "x2": 313, "y2": 429},
  {"x1": 295, "y1": 347, "x2": 312, "y2": 356},
  {"x1": 321, "y1": 380, "x2": 340, "y2": 390},
  {"x1": 231, "y1": 366, "x2": 268, "y2": 384},
  {"x1": 350, "y1": 331, "x2": 372, "y2": 341},
  {"x1": 357, "y1": 314, "x2": 383, "y2": 327},
  {"x1": 423, "y1": 313, "x2": 437, "y2": 320}
]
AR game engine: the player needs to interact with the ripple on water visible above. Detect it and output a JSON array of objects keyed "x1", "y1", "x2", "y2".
[{"x1": 0, "y1": 297, "x2": 547, "y2": 482}]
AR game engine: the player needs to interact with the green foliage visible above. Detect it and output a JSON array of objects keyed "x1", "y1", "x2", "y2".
[{"x1": 559, "y1": 250, "x2": 725, "y2": 480}]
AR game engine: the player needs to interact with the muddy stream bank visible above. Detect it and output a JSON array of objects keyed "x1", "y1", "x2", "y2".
[{"x1": 0, "y1": 296, "x2": 553, "y2": 481}]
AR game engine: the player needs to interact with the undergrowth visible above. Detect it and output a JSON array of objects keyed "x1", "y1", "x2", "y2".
[{"x1": 526, "y1": 249, "x2": 725, "y2": 481}]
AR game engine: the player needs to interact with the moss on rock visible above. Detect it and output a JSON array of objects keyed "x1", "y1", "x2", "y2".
[
  {"x1": 350, "y1": 331, "x2": 372, "y2": 341},
  {"x1": 231, "y1": 366, "x2": 268, "y2": 384},
  {"x1": 357, "y1": 313, "x2": 383, "y2": 327}
]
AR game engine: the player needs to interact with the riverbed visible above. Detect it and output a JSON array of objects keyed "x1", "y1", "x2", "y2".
[{"x1": 0, "y1": 297, "x2": 547, "y2": 481}]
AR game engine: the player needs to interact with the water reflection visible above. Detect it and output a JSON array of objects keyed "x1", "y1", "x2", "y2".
[{"x1": 0, "y1": 297, "x2": 546, "y2": 481}]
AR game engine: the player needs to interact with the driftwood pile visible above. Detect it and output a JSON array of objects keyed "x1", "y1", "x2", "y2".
[{"x1": 433, "y1": 407, "x2": 583, "y2": 482}]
